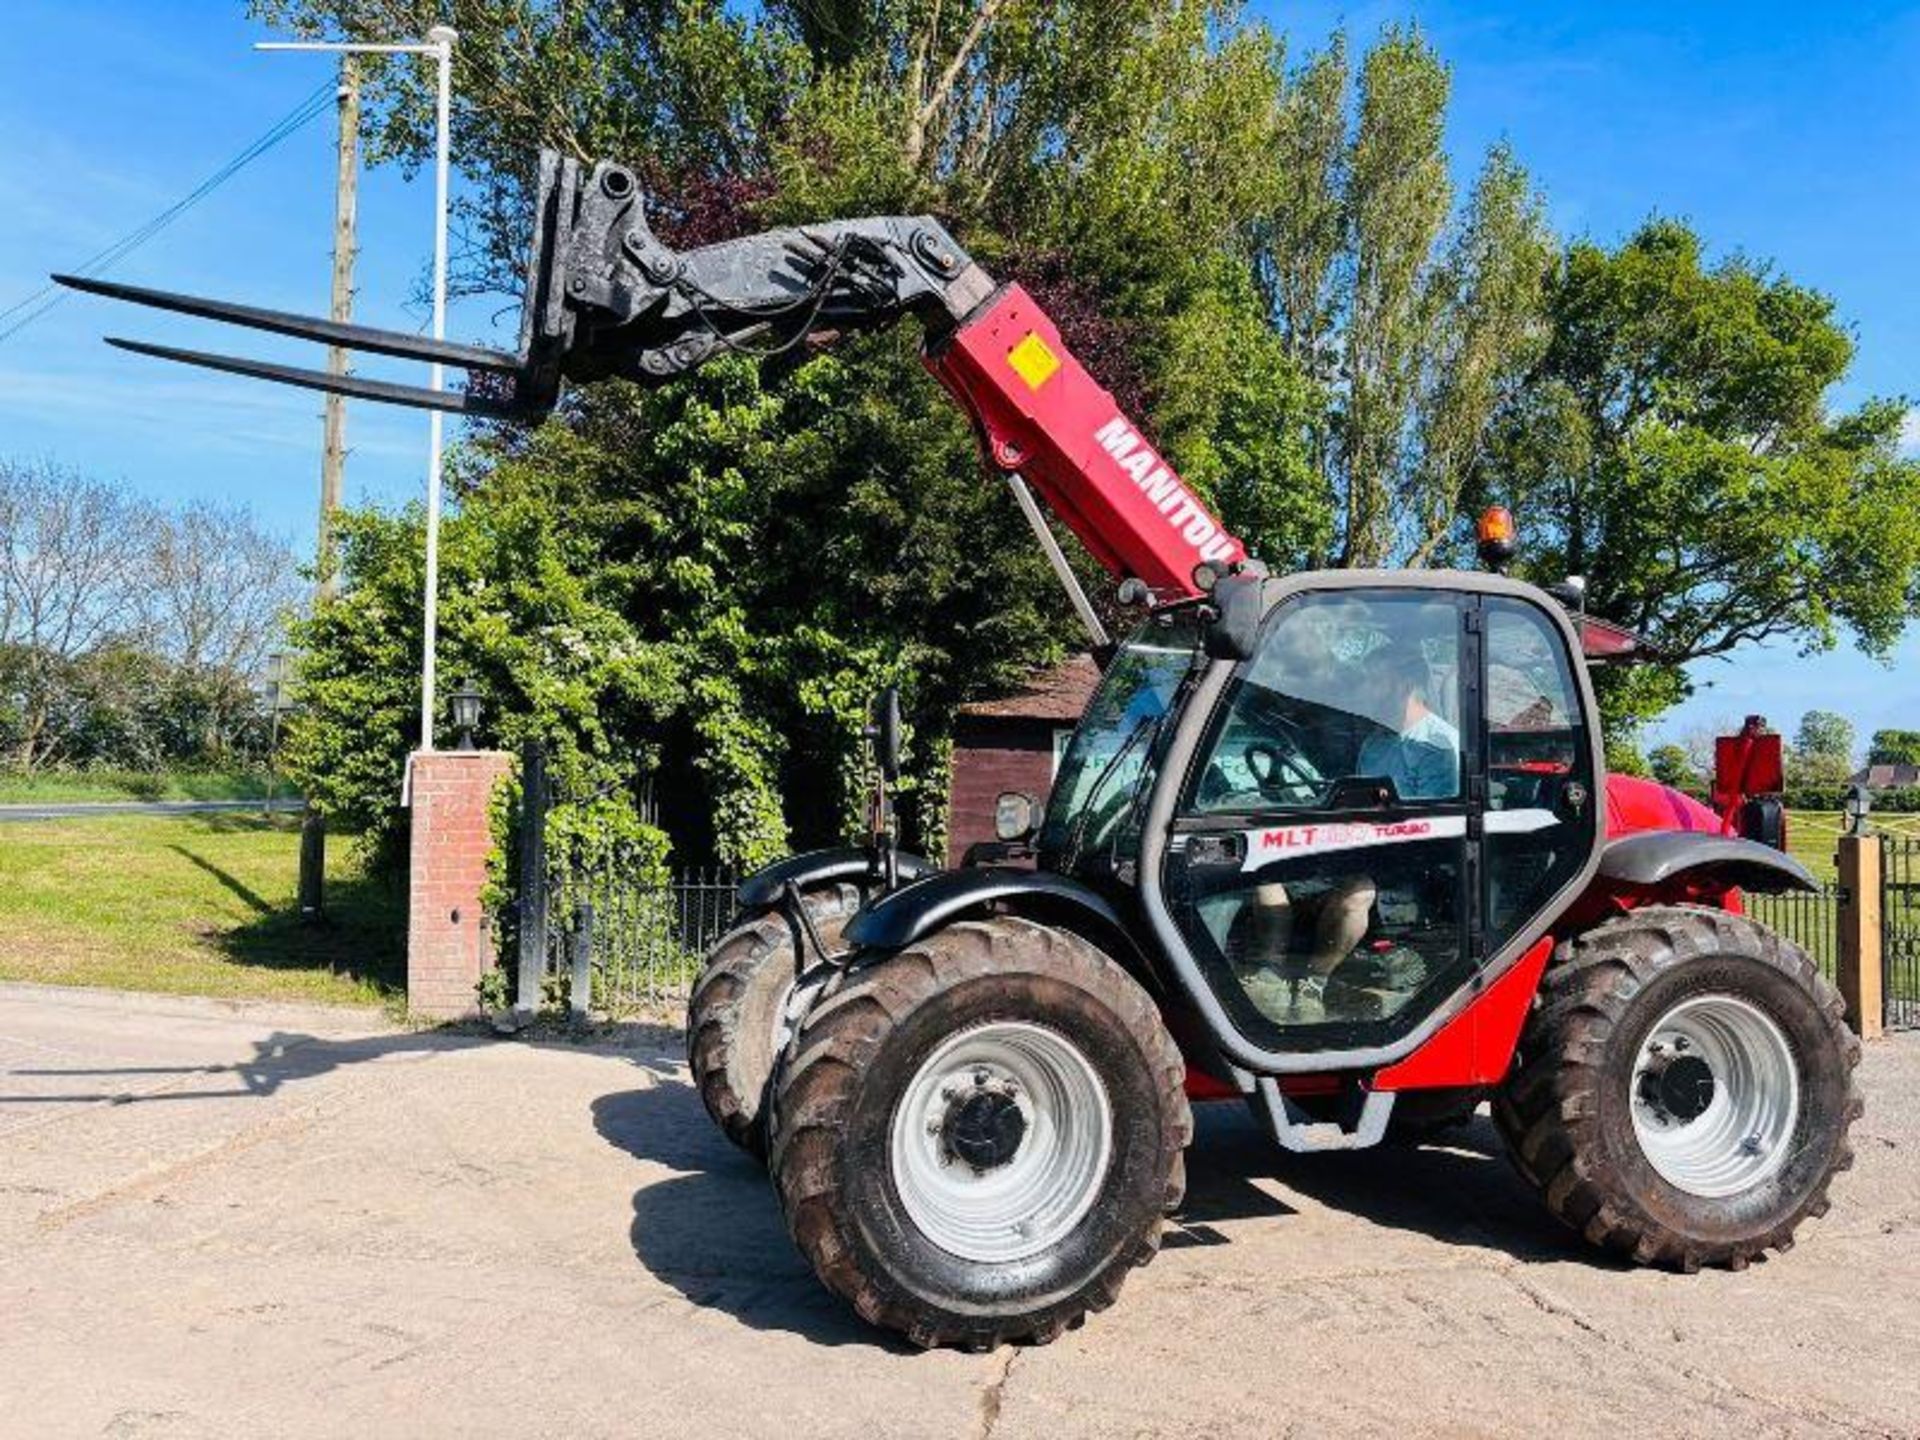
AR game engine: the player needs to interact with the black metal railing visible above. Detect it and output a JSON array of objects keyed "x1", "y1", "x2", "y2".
[
  {"x1": 1746, "y1": 883, "x2": 1840, "y2": 984},
  {"x1": 1886, "y1": 838, "x2": 1920, "y2": 1031},
  {"x1": 543, "y1": 865, "x2": 740, "y2": 1014}
]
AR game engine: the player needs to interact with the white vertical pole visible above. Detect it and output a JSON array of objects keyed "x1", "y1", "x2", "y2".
[{"x1": 417, "y1": 25, "x2": 457, "y2": 752}]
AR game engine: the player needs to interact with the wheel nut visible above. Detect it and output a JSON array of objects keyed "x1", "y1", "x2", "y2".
[
  {"x1": 1673, "y1": 1036, "x2": 1691, "y2": 1053},
  {"x1": 973, "y1": 1068, "x2": 989, "y2": 1087}
]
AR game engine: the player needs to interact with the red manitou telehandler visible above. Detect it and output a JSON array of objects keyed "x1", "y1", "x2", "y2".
[{"x1": 66, "y1": 151, "x2": 1860, "y2": 1350}]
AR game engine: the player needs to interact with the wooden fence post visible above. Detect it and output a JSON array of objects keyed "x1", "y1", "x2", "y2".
[{"x1": 1836, "y1": 833, "x2": 1883, "y2": 1041}]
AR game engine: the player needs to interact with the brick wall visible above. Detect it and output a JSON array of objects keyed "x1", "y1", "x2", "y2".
[
  {"x1": 406, "y1": 749, "x2": 512, "y2": 1020},
  {"x1": 948, "y1": 715, "x2": 1067, "y2": 864}
]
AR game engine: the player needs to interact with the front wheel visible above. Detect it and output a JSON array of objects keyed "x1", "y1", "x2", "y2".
[
  {"x1": 769, "y1": 916, "x2": 1190, "y2": 1348},
  {"x1": 1494, "y1": 905, "x2": 1862, "y2": 1269},
  {"x1": 686, "y1": 883, "x2": 862, "y2": 1161}
]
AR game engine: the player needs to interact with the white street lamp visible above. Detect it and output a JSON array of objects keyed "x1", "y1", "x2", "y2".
[{"x1": 258, "y1": 27, "x2": 458, "y2": 772}]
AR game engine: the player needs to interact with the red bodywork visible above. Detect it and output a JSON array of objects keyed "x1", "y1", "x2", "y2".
[{"x1": 926, "y1": 285, "x2": 1246, "y2": 601}]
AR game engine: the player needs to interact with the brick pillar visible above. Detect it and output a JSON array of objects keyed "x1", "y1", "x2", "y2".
[
  {"x1": 407, "y1": 748, "x2": 512, "y2": 1020},
  {"x1": 1837, "y1": 834, "x2": 1884, "y2": 1041}
]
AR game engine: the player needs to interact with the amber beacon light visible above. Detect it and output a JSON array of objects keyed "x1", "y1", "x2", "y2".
[{"x1": 1476, "y1": 505, "x2": 1517, "y2": 573}]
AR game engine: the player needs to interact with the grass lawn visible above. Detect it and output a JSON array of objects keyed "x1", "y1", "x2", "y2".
[
  {"x1": 1785, "y1": 810, "x2": 1920, "y2": 884},
  {"x1": 0, "y1": 768, "x2": 276, "y2": 804},
  {"x1": 0, "y1": 814, "x2": 403, "y2": 1007}
]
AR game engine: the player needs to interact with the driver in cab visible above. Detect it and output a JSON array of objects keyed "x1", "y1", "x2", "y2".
[{"x1": 1237, "y1": 642, "x2": 1460, "y2": 1020}]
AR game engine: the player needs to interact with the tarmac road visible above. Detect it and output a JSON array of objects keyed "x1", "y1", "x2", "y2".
[
  {"x1": 1, "y1": 980, "x2": 1914, "y2": 1439},
  {"x1": 0, "y1": 799, "x2": 302, "y2": 822}
]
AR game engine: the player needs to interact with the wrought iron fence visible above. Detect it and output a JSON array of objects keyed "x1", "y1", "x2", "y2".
[
  {"x1": 542, "y1": 865, "x2": 739, "y2": 1014},
  {"x1": 1746, "y1": 884, "x2": 1841, "y2": 984},
  {"x1": 1886, "y1": 838, "x2": 1920, "y2": 1031}
]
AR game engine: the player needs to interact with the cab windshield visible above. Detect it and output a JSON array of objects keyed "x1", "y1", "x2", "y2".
[{"x1": 1037, "y1": 617, "x2": 1202, "y2": 868}]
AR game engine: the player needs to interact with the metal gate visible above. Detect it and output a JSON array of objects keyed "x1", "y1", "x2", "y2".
[
  {"x1": 1886, "y1": 837, "x2": 1920, "y2": 1031},
  {"x1": 509, "y1": 740, "x2": 740, "y2": 1018}
]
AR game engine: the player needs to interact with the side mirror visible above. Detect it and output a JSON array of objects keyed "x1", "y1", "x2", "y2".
[
  {"x1": 867, "y1": 687, "x2": 902, "y2": 781},
  {"x1": 1204, "y1": 573, "x2": 1264, "y2": 661},
  {"x1": 994, "y1": 791, "x2": 1037, "y2": 841}
]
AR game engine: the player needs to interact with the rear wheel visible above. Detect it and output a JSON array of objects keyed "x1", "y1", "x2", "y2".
[
  {"x1": 686, "y1": 883, "x2": 861, "y2": 1161},
  {"x1": 1494, "y1": 905, "x2": 1861, "y2": 1269},
  {"x1": 769, "y1": 916, "x2": 1190, "y2": 1348}
]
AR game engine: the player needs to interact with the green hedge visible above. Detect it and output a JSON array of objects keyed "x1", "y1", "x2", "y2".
[{"x1": 1781, "y1": 785, "x2": 1920, "y2": 813}]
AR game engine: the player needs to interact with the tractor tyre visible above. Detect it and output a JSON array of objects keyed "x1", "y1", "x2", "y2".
[
  {"x1": 686, "y1": 882, "x2": 863, "y2": 1162},
  {"x1": 1494, "y1": 905, "x2": 1861, "y2": 1270},
  {"x1": 768, "y1": 916, "x2": 1190, "y2": 1349}
]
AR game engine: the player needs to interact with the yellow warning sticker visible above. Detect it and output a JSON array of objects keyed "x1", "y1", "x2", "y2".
[{"x1": 1007, "y1": 331, "x2": 1061, "y2": 390}]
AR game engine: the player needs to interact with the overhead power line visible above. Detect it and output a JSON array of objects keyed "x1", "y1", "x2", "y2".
[{"x1": 0, "y1": 80, "x2": 337, "y2": 345}]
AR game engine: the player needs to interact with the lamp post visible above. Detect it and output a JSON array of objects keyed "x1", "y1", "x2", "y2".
[{"x1": 257, "y1": 26, "x2": 458, "y2": 762}]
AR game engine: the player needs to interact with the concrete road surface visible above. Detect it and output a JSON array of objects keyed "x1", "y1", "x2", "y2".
[{"x1": 1, "y1": 980, "x2": 1915, "y2": 1439}]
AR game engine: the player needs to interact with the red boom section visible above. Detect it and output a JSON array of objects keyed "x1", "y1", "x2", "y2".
[{"x1": 925, "y1": 285, "x2": 1246, "y2": 601}]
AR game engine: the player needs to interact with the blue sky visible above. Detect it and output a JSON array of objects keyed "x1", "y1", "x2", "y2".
[{"x1": 2, "y1": 2, "x2": 1915, "y2": 755}]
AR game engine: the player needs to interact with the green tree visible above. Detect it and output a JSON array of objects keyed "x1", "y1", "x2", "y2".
[
  {"x1": 1256, "y1": 30, "x2": 1554, "y2": 566},
  {"x1": 1487, "y1": 221, "x2": 1920, "y2": 731},
  {"x1": 1794, "y1": 709, "x2": 1854, "y2": 762},
  {"x1": 1869, "y1": 729, "x2": 1920, "y2": 767},
  {"x1": 1647, "y1": 742, "x2": 1696, "y2": 793}
]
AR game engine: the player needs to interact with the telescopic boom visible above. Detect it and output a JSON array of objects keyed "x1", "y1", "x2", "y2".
[{"x1": 58, "y1": 149, "x2": 1247, "y2": 606}]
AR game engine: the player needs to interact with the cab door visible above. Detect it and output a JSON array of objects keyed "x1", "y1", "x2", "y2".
[
  {"x1": 1163, "y1": 588, "x2": 1479, "y2": 1052},
  {"x1": 1156, "y1": 582, "x2": 1603, "y2": 1058}
]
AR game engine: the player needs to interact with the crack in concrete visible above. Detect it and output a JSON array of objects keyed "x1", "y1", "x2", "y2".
[
  {"x1": 32, "y1": 1043, "x2": 410, "y2": 1232},
  {"x1": 1498, "y1": 1265, "x2": 1884, "y2": 1437},
  {"x1": 975, "y1": 1345, "x2": 1020, "y2": 1440}
]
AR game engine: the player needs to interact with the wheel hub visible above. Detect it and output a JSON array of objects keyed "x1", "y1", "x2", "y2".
[
  {"x1": 1638, "y1": 1050, "x2": 1716, "y2": 1124},
  {"x1": 943, "y1": 1086, "x2": 1028, "y2": 1171}
]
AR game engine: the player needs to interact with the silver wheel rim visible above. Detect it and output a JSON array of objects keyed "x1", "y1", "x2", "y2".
[
  {"x1": 889, "y1": 1021, "x2": 1112, "y2": 1264},
  {"x1": 1630, "y1": 994, "x2": 1800, "y2": 1198}
]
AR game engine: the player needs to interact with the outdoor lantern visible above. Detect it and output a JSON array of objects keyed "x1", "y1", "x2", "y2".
[
  {"x1": 450, "y1": 682, "x2": 483, "y2": 751},
  {"x1": 1843, "y1": 782, "x2": 1874, "y2": 836}
]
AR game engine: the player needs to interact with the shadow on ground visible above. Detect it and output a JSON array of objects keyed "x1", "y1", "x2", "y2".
[
  {"x1": 589, "y1": 1068, "x2": 1599, "y2": 1349},
  {"x1": 179, "y1": 829, "x2": 407, "y2": 995},
  {"x1": 1180, "y1": 1100, "x2": 1596, "y2": 1265},
  {"x1": 592, "y1": 1080, "x2": 902, "y2": 1349},
  {"x1": 0, "y1": 1026, "x2": 490, "y2": 1106}
]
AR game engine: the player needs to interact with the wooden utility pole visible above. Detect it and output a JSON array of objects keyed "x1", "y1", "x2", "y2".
[
  {"x1": 318, "y1": 56, "x2": 359, "y2": 600},
  {"x1": 299, "y1": 57, "x2": 360, "y2": 925}
]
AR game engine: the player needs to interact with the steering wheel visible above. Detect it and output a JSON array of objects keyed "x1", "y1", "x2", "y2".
[{"x1": 1243, "y1": 741, "x2": 1319, "y2": 802}]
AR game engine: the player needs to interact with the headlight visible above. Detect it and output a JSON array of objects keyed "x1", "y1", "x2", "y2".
[{"x1": 994, "y1": 792, "x2": 1036, "y2": 841}]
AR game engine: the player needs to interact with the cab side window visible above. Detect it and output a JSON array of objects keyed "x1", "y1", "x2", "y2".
[
  {"x1": 1484, "y1": 598, "x2": 1596, "y2": 948},
  {"x1": 1191, "y1": 593, "x2": 1462, "y2": 813}
]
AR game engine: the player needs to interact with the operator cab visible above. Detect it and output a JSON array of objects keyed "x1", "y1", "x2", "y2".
[{"x1": 1042, "y1": 574, "x2": 1602, "y2": 1056}]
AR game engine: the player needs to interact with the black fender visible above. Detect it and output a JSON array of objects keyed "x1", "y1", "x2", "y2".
[
  {"x1": 842, "y1": 867, "x2": 1149, "y2": 969},
  {"x1": 1596, "y1": 830, "x2": 1817, "y2": 895},
  {"x1": 845, "y1": 866, "x2": 1236, "y2": 1091},
  {"x1": 735, "y1": 847, "x2": 937, "y2": 909}
]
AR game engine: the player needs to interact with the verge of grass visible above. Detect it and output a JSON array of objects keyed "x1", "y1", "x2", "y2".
[
  {"x1": 0, "y1": 813, "x2": 401, "y2": 1007},
  {"x1": 0, "y1": 768, "x2": 279, "y2": 805}
]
